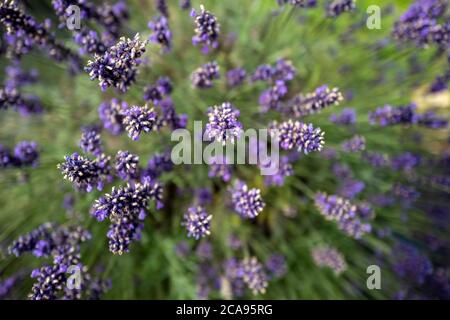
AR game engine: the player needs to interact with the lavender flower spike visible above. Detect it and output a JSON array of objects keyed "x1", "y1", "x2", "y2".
[
  {"x1": 123, "y1": 105, "x2": 158, "y2": 141},
  {"x1": 148, "y1": 16, "x2": 172, "y2": 53},
  {"x1": 341, "y1": 135, "x2": 366, "y2": 153},
  {"x1": 115, "y1": 150, "x2": 140, "y2": 181},
  {"x1": 85, "y1": 34, "x2": 147, "y2": 92},
  {"x1": 191, "y1": 61, "x2": 220, "y2": 88},
  {"x1": 205, "y1": 102, "x2": 243, "y2": 144},
  {"x1": 191, "y1": 5, "x2": 220, "y2": 52},
  {"x1": 326, "y1": 0, "x2": 356, "y2": 18},
  {"x1": 311, "y1": 245, "x2": 347, "y2": 274},
  {"x1": 229, "y1": 180, "x2": 265, "y2": 219},
  {"x1": 242, "y1": 257, "x2": 268, "y2": 295},
  {"x1": 58, "y1": 153, "x2": 102, "y2": 192},
  {"x1": 270, "y1": 120, "x2": 325, "y2": 154},
  {"x1": 182, "y1": 206, "x2": 212, "y2": 240}
]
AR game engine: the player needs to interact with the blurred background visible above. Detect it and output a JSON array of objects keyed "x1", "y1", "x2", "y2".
[{"x1": 0, "y1": 0, "x2": 449, "y2": 299}]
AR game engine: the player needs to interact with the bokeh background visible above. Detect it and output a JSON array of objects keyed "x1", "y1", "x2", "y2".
[{"x1": 0, "y1": 0, "x2": 449, "y2": 299}]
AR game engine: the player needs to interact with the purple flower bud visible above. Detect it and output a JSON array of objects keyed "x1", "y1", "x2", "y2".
[
  {"x1": 191, "y1": 61, "x2": 220, "y2": 88},
  {"x1": 79, "y1": 126, "x2": 103, "y2": 156},
  {"x1": 191, "y1": 5, "x2": 220, "y2": 52},
  {"x1": 227, "y1": 67, "x2": 247, "y2": 87},
  {"x1": 341, "y1": 135, "x2": 366, "y2": 153},
  {"x1": 148, "y1": 16, "x2": 172, "y2": 53},
  {"x1": 123, "y1": 105, "x2": 158, "y2": 141},
  {"x1": 311, "y1": 245, "x2": 347, "y2": 274},
  {"x1": 182, "y1": 206, "x2": 212, "y2": 240},
  {"x1": 13, "y1": 141, "x2": 39, "y2": 167},
  {"x1": 229, "y1": 180, "x2": 265, "y2": 219},
  {"x1": 115, "y1": 150, "x2": 140, "y2": 181},
  {"x1": 98, "y1": 99, "x2": 127, "y2": 135},
  {"x1": 205, "y1": 102, "x2": 243, "y2": 144},
  {"x1": 330, "y1": 108, "x2": 356, "y2": 125},
  {"x1": 326, "y1": 0, "x2": 356, "y2": 18}
]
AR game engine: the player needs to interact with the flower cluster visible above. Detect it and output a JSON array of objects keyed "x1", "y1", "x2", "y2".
[
  {"x1": 91, "y1": 179, "x2": 163, "y2": 254},
  {"x1": 0, "y1": 0, "x2": 82, "y2": 70},
  {"x1": 265, "y1": 254, "x2": 287, "y2": 278},
  {"x1": 8, "y1": 223, "x2": 108, "y2": 300},
  {"x1": 393, "y1": 0, "x2": 449, "y2": 48},
  {"x1": 191, "y1": 61, "x2": 220, "y2": 88},
  {"x1": 393, "y1": 243, "x2": 433, "y2": 285},
  {"x1": 311, "y1": 245, "x2": 347, "y2": 274},
  {"x1": 277, "y1": 0, "x2": 317, "y2": 8},
  {"x1": 208, "y1": 155, "x2": 233, "y2": 182},
  {"x1": 85, "y1": 34, "x2": 147, "y2": 92},
  {"x1": 288, "y1": 85, "x2": 343, "y2": 117},
  {"x1": 242, "y1": 257, "x2": 269, "y2": 295},
  {"x1": 143, "y1": 77, "x2": 173, "y2": 105},
  {"x1": 79, "y1": 126, "x2": 103, "y2": 156},
  {"x1": 341, "y1": 135, "x2": 366, "y2": 153},
  {"x1": 229, "y1": 180, "x2": 265, "y2": 219},
  {"x1": 143, "y1": 150, "x2": 173, "y2": 179},
  {"x1": 58, "y1": 152, "x2": 111, "y2": 192},
  {"x1": 263, "y1": 156, "x2": 293, "y2": 186},
  {"x1": 251, "y1": 59, "x2": 297, "y2": 83},
  {"x1": 330, "y1": 108, "x2": 356, "y2": 126},
  {"x1": 259, "y1": 80, "x2": 288, "y2": 112},
  {"x1": 148, "y1": 16, "x2": 172, "y2": 53},
  {"x1": 205, "y1": 102, "x2": 243, "y2": 144},
  {"x1": 115, "y1": 150, "x2": 140, "y2": 181},
  {"x1": 98, "y1": 98, "x2": 127, "y2": 135},
  {"x1": 0, "y1": 141, "x2": 39, "y2": 168},
  {"x1": 123, "y1": 105, "x2": 159, "y2": 141},
  {"x1": 182, "y1": 206, "x2": 212, "y2": 240},
  {"x1": 315, "y1": 192, "x2": 372, "y2": 239},
  {"x1": 270, "y1": 120, "x2": 325, "y2": 154},
  {"x1": 191, "y1": 5, "x2": 220, "y2": 52},
  {"x1": 369, "y1": 104, "x2": 418, "y2": 126},
  {"x1": 326, "y1": 0, "x2": 356, "y2": 18},
  {"x1": 227, "y1": 67, "x2": 247, "y2": 87}
]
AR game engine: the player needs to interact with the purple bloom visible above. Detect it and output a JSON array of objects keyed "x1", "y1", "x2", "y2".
[
  {"x1": 0, "y1": 87, "x2": 43, "y2": 116},
  {"x1": 229, "y1": 180, "x2": 265, "y2": 219},
  {"x1": 205, "y1": 102, "x2": 243, "y2": 144},
  {"x1": 227, "y1": 67, "x2": 247, "y2": 87},
  {"x1": 13, "y1": 141, "x2": 39, "y2": 167},
  {"x1": 158, "y1": 97, "x2": 188, "y2": 130},
  {"x1": 79, "y1": 126, "x2": 103, "y2": 156},
  {"x1": 391, "y1": 152, "x2": 420, "y2": 172},
  {"x1": 191, "y1": 5, "x2": 220, "y2": 52},
  {"x1": 265, "y1": 254, "x2": 287, "y2": 278},
  {"x1": 251, "y1": 64, "x2": 274, "y2": 82},
  {"x1": 0, "y1": 144, "x2": 12, "y2": 168},
  {"x1": 107, "y1": 214, "x2": 144, "y2": 255},
  {"x1": 273, "y1": 59, "x2": 296, "y2": 82},
  {"x1": 315, "y1": 192, "x2": 371, "y2": 238},
  {"x1": 123, "y1": 105, "x2": 158, "y2": 141},
  {"x1": 263, "y1": 156, "x2": 293, "y2": 186},
  {"x1": 143, "y1": 76, "x2": 172, "y2": 105},
  {"x1": 270, "y1": 120, "x2": 325, "y2": 154},
  {"x1": 429, "y1": 71, "x2": 450, "y2": 93},
  {"x1": 85, "y1": 34, "x2": 147, "y2": 92},
  {"x1": 242, "y1": 257, "x2": 268, "y2": 295},
  {"x1": 180, "y1": 0, "x2": 191, "y2": 10},
  {"x1": 115, "y1": 150, "x2": 140, "y2": 181},
  {"x1": 362, "y1": 151, "x2": 389, "y2": 167},
  {"x1": 326, "y1": 0, "x2": 356, "y2": 18},
  {"x1": 196, "y1": 241, "x2": 213, "y2": 260},
  {"x1": 393, "y1": 243, "x2": 433, "y2": 284},
  {"x1": 288, "y1": 85, "x2": 343, "y2": 117},
  {"x1": 196, "y1": 188, "x2": 212, "y2": 206},
  {"x1": 341, "y1": 135, "x2": 366, "y2": 153},
  {"x1": 156, "y1": 0, "x2": 169, "y2": 17},
  {"x1": 98, "y1": 98, "x2": 127, "y2": 135},
  {"x1": 74, "y1": 29, "x2": 107, "y2": 55},
  {"x1": 330, "y1": 108, "x2": 356, "y2": 125},
  {"x1": 208, "y1": 155, "x2": 233, "y2": 182},
  {"x1": 182, "y1": 206, "x2": 212, "y2": 240},
  {"x1": 0, "y1": 1, "x2": 82, "y2": 71},
  {"x1": 278, "y1": 0, "x2": 317, "y2": 7},
  {"x1": 58, "y1": 153, "x2": 103, "y2": 192},
  {"x1": 311, "y1": 245, "x2": 347, "y2": 274},
  {"x1": 148, "y1": 16, "x2": 172, "y2": 53},
  {"x1": 191, "y1": 61, "x2": 220, "y2": 88},
  {"x1": 417, "y1": 111, "x2": 448, "y2": 129},
  {"x1": 393, "y1": 0, "x2": 449, "y2": 48},
  {"x1": 144, "y1": 150, "x2": 173, "y2": 179},
  {"x1": 5, "y1": 62, "x2": 38, "y2": 89},
  {"x1": 259, "y1": 80, "x2": 288, "y2": 112},
  {"x1": 92, "y1": 180, "x2": 163, "y2": 253},
  {"x1": 338, "y1": 179, "x2": 365, "y2": 199},
  {"x1": 369, "y1": 104, "x2": 418, "y2": 126}
]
